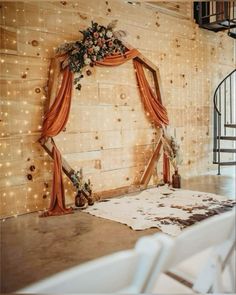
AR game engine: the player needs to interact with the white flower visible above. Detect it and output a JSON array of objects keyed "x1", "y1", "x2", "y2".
[
  {"x1": 94, "y1": 46, "x2": 100, "y2": 52},
  {"x1": 106, "y1": 30, "x2": 113, "y2": 38},
  {"x1": 84, "y1": 58, "x2": 91, "y2": 65}
]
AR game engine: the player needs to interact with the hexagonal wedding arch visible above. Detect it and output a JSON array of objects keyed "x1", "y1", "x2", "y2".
[{"x1": 38, "y1": 22, "x2": 172, "y2": 217}]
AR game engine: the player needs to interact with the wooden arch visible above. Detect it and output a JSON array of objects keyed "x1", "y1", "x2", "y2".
[{"x1": 40, "y1": 40, "x2": 170, "y2": 203}]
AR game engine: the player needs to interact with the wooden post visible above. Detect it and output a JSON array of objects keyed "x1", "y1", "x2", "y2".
[{"x1": 140, "y1": 134, "x2": 163, "y2": 188}]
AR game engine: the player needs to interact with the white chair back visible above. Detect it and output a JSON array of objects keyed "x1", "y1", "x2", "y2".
[
  {"x1": 18, "y1": 235, "x2": 167, "y2": 294},
  {"x1": 144, "y1": 209, "x2": 236, "y2": 293}
]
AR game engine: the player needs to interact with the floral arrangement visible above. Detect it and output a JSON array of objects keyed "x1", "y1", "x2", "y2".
[
  {"x1": 169, "y1": 136, "x2": 180, "y2": 170},
  {"x1": 70, "y1": 168, "x2": 92, "y2": 194},
  {"x1": 163, "y1": 134, "x2": 181, "y2": 171},
  {"x1": 57, "y1": 21, "x2": 126, "y2": 90}
]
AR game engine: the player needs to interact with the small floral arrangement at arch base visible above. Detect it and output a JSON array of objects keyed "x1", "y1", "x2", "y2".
[
  {"x1": 57, "y1": 21, "x2": 126, "y2": 90},
  {"x1": 70, "y1": 169, "x2": 94, "y2": 207},
  {"x1": 162, "y1": 129, "x2": 182, "y2": 172}
]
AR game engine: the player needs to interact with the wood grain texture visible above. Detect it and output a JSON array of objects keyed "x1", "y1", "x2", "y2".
[{"x1": 147, "y1": 2, "x2": 192, "y2": 20}]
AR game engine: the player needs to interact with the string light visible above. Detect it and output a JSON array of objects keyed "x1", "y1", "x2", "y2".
[{"x1": 0, "y1": 2, "x2": 233, "y2": 218}]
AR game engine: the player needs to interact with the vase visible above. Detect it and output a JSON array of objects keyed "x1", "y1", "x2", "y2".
[
  {"x1": 75, "y1": 192, "x2": 87, "y2": 208},
  {"x1": 172, "y1": 169, "x2": 181, "y2": 188}
]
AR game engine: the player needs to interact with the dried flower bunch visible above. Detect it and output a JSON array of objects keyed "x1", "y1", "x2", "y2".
[
  {"x1": 169, "y1": 136, "x2": 182, "y2": 169},
  {"x1": 163, "y1": 133, "x2": 181, "y2": 171},
  {"x1": 170, "y1": 136, "x2": 180, "y2": 159},
  {"x1": 57, "y1": 21, "x2": 126, "y2": 90}
]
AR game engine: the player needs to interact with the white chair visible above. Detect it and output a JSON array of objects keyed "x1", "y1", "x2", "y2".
[
  {"x1": 145, "y1": 209, "x2": 236, "y2": 294},
  {"x1": 17, "y1": 234, "x2": 171, "y2": 294}
]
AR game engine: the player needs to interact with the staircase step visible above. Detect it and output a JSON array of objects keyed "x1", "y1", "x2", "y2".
[
  {"x1": 213, "y1": 148, "x2": 236, "y2": 153},
  {"x1": 219, "y1": 20, "x2": 236, "y2": 27},
  {"x1": 217, "y1": 136, "x2": 236, "y2": 140},
  {"x1": 201, "y1": 21, "x2": 236, "y2": 32},
  {"x1": 228, "y1": 31, "x2": 236, "y2": 39},
  {"x1": 213, "y1": 161, "x2": 236, "y2": 166},
  {"x1": 225, "y1": 124, "x2": 236, "y2": 128}
]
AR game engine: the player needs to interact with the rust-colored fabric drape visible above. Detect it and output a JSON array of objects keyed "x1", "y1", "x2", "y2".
[
  {"x1": 97, "y1": 49, "x2": 170, "y2": 183},
  {"x1": 40, "y1": 65, "x2": 73, "y2": 216},
  {"x1": 132, "y1": 60, "x2": 169, "y2": 127},
  {"x1": 47, "y1": 141, "x2": 73, "y2": 215},
  {"x1": 96, "y1": 49, "x2": 140, "y2": 66},
  {"x1": 40, "y1": 67, "x2": 73, "y2": 139}
]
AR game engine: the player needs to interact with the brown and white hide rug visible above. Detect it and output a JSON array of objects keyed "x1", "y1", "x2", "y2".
[{"x1": 85, "y1": 186, "x2": 236, "y2": 236}]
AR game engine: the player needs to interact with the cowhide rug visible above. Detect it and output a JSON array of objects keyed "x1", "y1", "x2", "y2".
[{"x1": 85, "y1": 186, "x2": 236, "y2": 236}]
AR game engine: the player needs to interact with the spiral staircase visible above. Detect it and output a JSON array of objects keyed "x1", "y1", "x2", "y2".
[
  {"x1": 213, "y1": 70, "x2": 236, "y2": 175},
  {"x1": 194, "y1": 1, "x2": 236, "y2": 38}
]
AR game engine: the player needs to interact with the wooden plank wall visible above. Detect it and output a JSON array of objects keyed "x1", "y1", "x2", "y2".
[
  {"x1": 146, "y1": 1, "x2": 192, "y2": 19},
  {"x1": 0, "y1": 1, "x2": 235, "y2": 218}
]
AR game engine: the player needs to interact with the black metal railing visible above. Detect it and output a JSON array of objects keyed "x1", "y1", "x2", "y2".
[
  {"x1": 213, "y1": 69, "x2": 236, "y2": 175},
  {"x1": 194, "y1": 1, "x2": 236, "y2": 37}
]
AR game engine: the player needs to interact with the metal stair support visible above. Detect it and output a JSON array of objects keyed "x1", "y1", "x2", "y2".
[
  {"x1": 213, "y1": 161, "x2": 236, "y2": 166},
  {"x1": 213, "y1": 148, "x2": 236, "y2": 153},
  {"x1": 224, "y1": 124, "x2": 236, "y2": 128},
  {"x1": 213, "y1": 69, "x2": 236, "y2": 175},
  {"x1": 217, "y1": 136, "x2": 236, "y2": 140}
]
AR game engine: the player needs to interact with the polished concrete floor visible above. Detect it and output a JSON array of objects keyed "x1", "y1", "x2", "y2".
[{"x1": 1, "y1": 169, "x2": 235, "y2": 293}]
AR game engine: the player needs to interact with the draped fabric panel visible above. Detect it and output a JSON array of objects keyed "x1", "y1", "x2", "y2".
[
  {"x1": 46, "y1": 142, "x2": 73, "y2": 216},
  {"x1": 132, "y1": 60, "x2": 169, "y2": 127},
  {"x1": 40, "y1": 67, "x2": 73, "y2": 140},
  {"x1": 40, "y1": 66, "x2": 73, "y2": 216},
  {"x1": 40, "y1": 48, "x2": 170, "y2": 216},
  {"x1": 96, "y1": 49, "x2": 140, "y2": 66}
]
